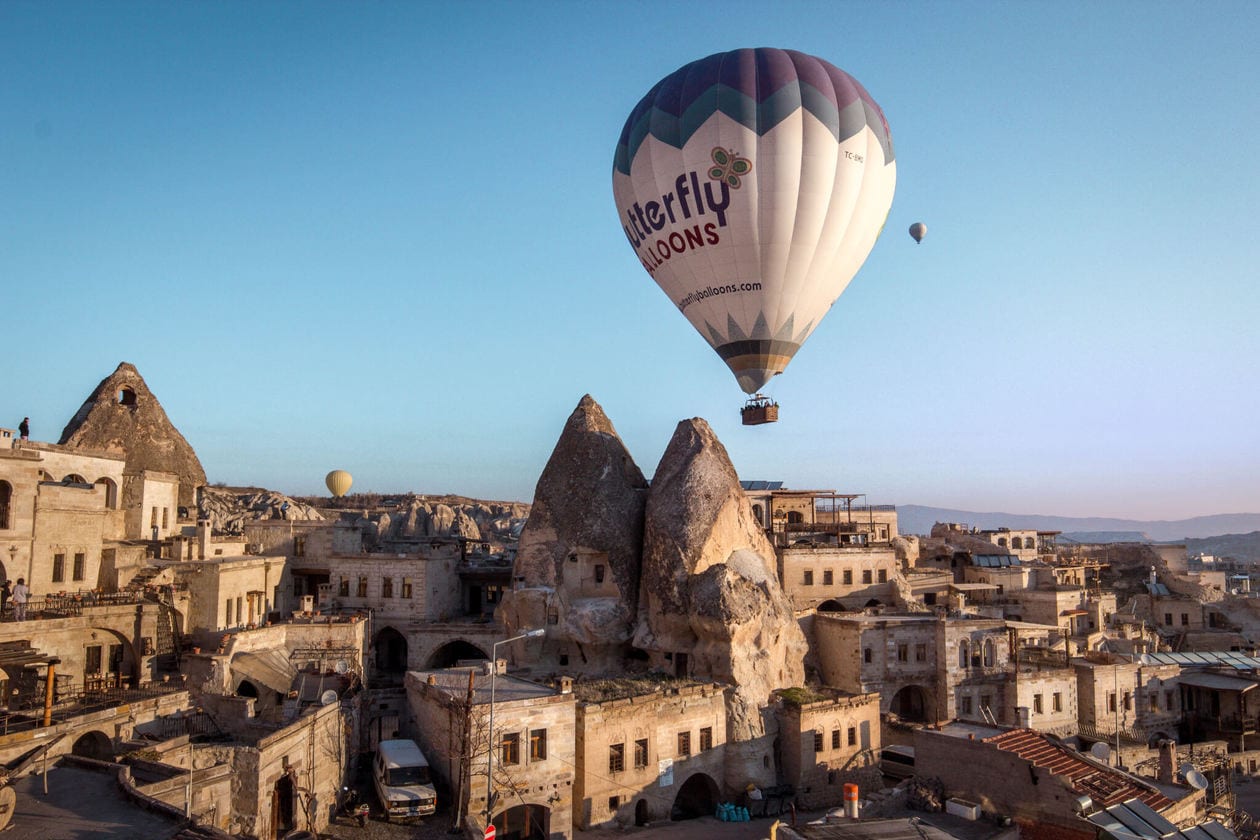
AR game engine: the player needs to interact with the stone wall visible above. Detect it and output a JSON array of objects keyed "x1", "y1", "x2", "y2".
[{"x1": 777, "y1": 545, "x2": 899, "y2": 610}]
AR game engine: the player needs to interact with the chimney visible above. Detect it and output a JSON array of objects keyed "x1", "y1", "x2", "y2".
[
  {"x1": 427, "y1": 674, "x2": 437, "y2": 685},
  {"x1": 1157, "y1": 739, "x2": 1177, "y2": 784},
  {"x1": 1016, "y1": 706, "x2": 1031, "y2": 728},
  {"x1": 197, "y1": 518, "x2": 211, "y2": 561},
  {"x1": 558, "y1": 676, "x2": 573, "y2": 695}
]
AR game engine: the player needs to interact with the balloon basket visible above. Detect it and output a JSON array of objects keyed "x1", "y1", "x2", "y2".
[{"x1": 741, "y1": 395, "x2": 779, "y2": 426}]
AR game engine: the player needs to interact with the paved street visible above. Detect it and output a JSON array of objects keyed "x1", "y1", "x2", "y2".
[{"x1": 7, "y1": 764, "x2": 178, "y2": 839}]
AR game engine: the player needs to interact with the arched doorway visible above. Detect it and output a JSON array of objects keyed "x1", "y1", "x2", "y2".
[
  {"x1": 635, "y1": 799, "x2": 650, "y2": 826},
  {"x1": 671, "y1": 772, "x2": 720, "y2": 820},
  {"x1": 72, "y1": 730, "x2": 114, "y2": 761},
  {"x1": 237, "y1": 680, "x2": 259, "y2": 698},
  {"x1": 493, "y1": 803, "x2": 549, "y2": 840},
  {"x1": 817, "y1": 599, "x2": 844, "y2": 612},
  {"x1": 889, "y1": 685, "x2": 929, "y2": 722},
  {"x1": 273, "y1": 771, "x2": 297, "y2": 837},
  {"x1": 375, "y1": 627, "x2": 409, "y2": 682},
  {"x1": 94, "y1": 477, "x2": 118, "y2": 509},
  {"x1": 427, "y1": 640, "x2": 489, "y2": 669}
]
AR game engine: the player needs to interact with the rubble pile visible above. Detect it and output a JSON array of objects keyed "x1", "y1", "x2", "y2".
[{"x1": 906, "y1": 776, "x2": 945, "y2": 812}]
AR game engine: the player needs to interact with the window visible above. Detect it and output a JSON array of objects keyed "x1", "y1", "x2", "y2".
[
  {"x1": 823, "y1": 570, "x2": 833, "y2": 586},
  {"x1": 959, "y1": 641, "x2": 969, "y2": 668},
  {"x1": 700, "y1": 727, "x2": 713, "y2": 751},
  {"x1": 402, "y1": 578, "x2": 412, "y2": 599},
  {"x1": 236, "y1": 596, "x2": 242, "y2": 625},
  {"x1": 983, "y1": 639, "x2": 996, "y2": 667},
  {"x1": 1033, "y1": 694, "x2": 1044, "y2": 714},
  {"x1": 803, "y1": 570, "x2": 814, "y2": 586},
  {"x1": 339, "y1": 577, "x2": 349, "y2": 597},
  {"x1": 878, "y1": 569, "x2": 887, "y2": 583},
  {"x1": 1164, "y1": 613, "x2": 1173, "y2": 626},
  {"x1": 357, "y1": 576, "x2": 368, "y2": 597},
  {"x1": 225, "y1": 598, "x2": 232, "y2": 626},
  {"x1": 530, "y1": 729, "x2": 547, "y2": 761},
  {"x1": 594, "y1": 565, "x2": 605, "y2": 583},
  {"x1": 1181, "y1": 613, "x2": 1189, "y2": 626},
  {"x1": 501, "y1": 733, "x2": 520, "y2": 765},
  {"x1": 85, "y1": 644, "x2": 102, "y2": 674},
  {"x1": 1108, "y1": 692, "x2": 1116, "y2": 713},
  {"x1": 961, "y1": 696, "x2": 973, "y2": 715},
  {"x1": 1165, "y1": 690, "x2": 1174, "y2": 710},
  {"x1": 863, "y1": 647, "x2": 872, "y2": 664},
  {"x1": 981, "y1": 694, "x2": 992, "y2": 712},
  {"x1": 831, "y1": 730, "x2": 841, "y2": 749},
  {"x1": 382, "y1": 577, "x2": 394, "y2": 598},
  {"x1": 678, "y1": 732, "x2": 691, "y2": 757},
  {"x1": 1124, "y1": 691, "x2": 1132, "y2": 711},
  {"x1": 634, "y1": 738, "x2": 648, "y2": 769},
  {"x1": 897, "y1": 643, "x2": 908, "y2": 662},
  {"x1": 915, "y1": 643, "x2": 927, "y2": 662},
  {"x1": 151, "y1": 506, "x2": 158, "y2": 528},
  {"x1": 843, "y1": 569, "x2": 853, "y2": 585},
  {"x1": 0, "y1": 481, "x2": 11, "y2": 529},
  {"x1": 609, "y1": 743, "x2": 625, "y2": 772},
  {"x1": 52, "y1": 553, "x2": 65, "y2": 583},
  {"x1": 847, "y1": 727, "x2": 857, "y2": 746},
  {"x1": 162, "y1": 507, "x2": 169, "y2": 529},
  {"x1": 294, "y1": 536, "x2": 306, "y2": 557},
  {"x1": 813, "y1": 732, "x2": 823, "y2": 753},
  {"x1": 73, "y1": 552, "x2": 85, "y2": 581},
  {"x1": 1149, "y1": 693, "x2": 1158, "y2": 712},
  {"x1": 608, "y1": 796, "x2": 620, "y2": 812},
  {"x1": 547, "y1": 608, "x2": 559, "y2": 626},
  {"x1": 1053, "y1": 692, "x2": 1063, "y2": 712},
  {"x1": 862, "y1": 570, "x2": 872, "y2": 584}
]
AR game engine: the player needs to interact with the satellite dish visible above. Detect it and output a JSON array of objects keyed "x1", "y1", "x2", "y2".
[
  {"x1": 320, "y1": 689, "x2": 339, "y2": 706},
  {"x1": 1179, "y1": 762, "x2": 1198, "y2": 778},
  {"x1": 335, "y1": 660, "x2": 349, "y2": 674},
  {"x1": 1185, "y1": 770, "x2": 1209, "y2": 791},
  {"x1": 1090, "y1": 742, "x2": 1111, "y2": 761}
]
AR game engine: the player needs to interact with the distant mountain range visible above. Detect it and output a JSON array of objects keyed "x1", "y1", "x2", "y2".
[{"x1": 896, "y1": 505, "x2": 1260, "y2": 543}]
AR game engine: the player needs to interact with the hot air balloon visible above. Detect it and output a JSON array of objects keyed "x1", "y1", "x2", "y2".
[
  {"x1": 613, "y1": 48, "x2": 896, "y2": 424},
  {"x1": 909, "y1": 222, "x2": 927, "y2": 243},
  {"x1": 325, "y1": 470, "x2": 352, "y2": 497}
]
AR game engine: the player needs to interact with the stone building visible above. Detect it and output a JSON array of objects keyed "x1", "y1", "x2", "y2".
[
  {"x1": 1073, "y1": 655, "x2": 1183, "y2": 745},
  {"x1": 406, "y1": 663, "x2": 576, "y2": 840},
  {"x1": 775, "y1": 688, "x2": 881, "y2": 810},
  {"x1": 573, "y1": 679, "x2": 728, "y2": 829}
]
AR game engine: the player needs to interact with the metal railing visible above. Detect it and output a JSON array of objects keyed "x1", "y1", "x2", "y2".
[{"x1": 3, "y1": 589, "x2": 148, "y2": 622}]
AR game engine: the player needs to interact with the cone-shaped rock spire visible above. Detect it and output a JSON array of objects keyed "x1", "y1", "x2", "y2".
[{"x1": 59, "y1": 362, "x2": 206, "y2": 506}]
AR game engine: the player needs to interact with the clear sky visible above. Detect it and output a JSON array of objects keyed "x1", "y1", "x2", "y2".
[{"x1": 4, "y1": 1, "x2": 1257, "y2": 520}]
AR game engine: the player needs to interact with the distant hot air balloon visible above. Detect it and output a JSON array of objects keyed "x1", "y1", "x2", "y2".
[
  {"x1": 613, "y1": 48, "x2": 896, "y2": 424},
  {"x1": 325, "y1": 470, "x2": 352, "y2": 497},
  {"x1": 909, "y1": 222, "x2": 927, "y2": 243}
]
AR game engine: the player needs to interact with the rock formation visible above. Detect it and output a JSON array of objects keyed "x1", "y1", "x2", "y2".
[
  {"x1": 200, "y1": 486, "x2": 323, "y2": 534},
  {"x1": 635, "y1": 418, "x2": 806, "y2": 740},
  {"x1": 498, "y1": 395, "x2": 649, "y2": 673},
  {"x1": 59, "y1": 362, "x2": 206, "y2": 506}
]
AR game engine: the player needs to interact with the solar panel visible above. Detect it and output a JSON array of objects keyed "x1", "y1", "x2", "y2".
[
  {"x1": 1123, "y1": 799, "x2": 1177, "y2": 836},
  {"x1": 1200, "y1": 821, "x2": 1239, "y2": 840},
  {"x1": 1105, "y1": 803, "x2": 1161, "y2": 838}
]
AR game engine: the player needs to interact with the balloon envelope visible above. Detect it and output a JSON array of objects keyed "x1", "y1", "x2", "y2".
[
  {"x1": 909, "y1": 222, "x2": 927, "y2": 243},
  {"x1": 325, "y1": 470, "x2": 352, "y2": 497},
  {"x1": 613, "y1": 48, "x2": 896, "y2": 393}
]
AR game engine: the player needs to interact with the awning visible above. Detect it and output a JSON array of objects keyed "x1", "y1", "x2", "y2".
[
  {"x1": 1179, "y1": 672, "x2": 1259, "y2": 693},
  {"x1": 231, "y1": 650, "x2": 297, "y2": 695},
  {"x1": 1061, "y1": 609, "x2": 1089, "y2": 616}
]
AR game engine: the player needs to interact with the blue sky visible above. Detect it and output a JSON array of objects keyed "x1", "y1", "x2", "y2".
[{"x1": 3, "y1": 1, "x2": 1257, "y2": 519}]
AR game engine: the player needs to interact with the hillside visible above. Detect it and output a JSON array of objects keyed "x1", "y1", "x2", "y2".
[{"x1": 896, "y1": 505, "x2": 1260, "y2": 542}]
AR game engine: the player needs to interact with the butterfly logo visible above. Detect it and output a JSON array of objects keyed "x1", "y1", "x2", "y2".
[{"x1": 709, "y1": 147, "x2": 752, "y2": 188}]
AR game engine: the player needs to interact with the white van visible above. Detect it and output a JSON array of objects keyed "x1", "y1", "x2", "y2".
[{"x1": 373, "y1": 739, "x2": 438, "y2": 821}]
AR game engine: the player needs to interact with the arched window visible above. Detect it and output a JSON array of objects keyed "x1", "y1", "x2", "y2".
[
  {"x1": 997, "y1": 537, "x2": 1007, "y2": 547},
  {"x1": 751, "y1": 504, "x2": 764, "y2": 524},
  {"x1": 94, "y1": 477, "x2": 118, "y2": 509},
  {"x1": 1011, "y1": 537, "x2": 1023, "y2": 549},
  {"x1": 787, "y1": 511, "x2": 804, "y2": 524},
  {"x1": 983, "y1": 639, "x2": 996, "y2": 667},
  {"x1": 959, "y1": 640, "x2": 969, "y2": 669},
  {"x1": 0, "y1": 480, "x2": 11, "y2": 529}
]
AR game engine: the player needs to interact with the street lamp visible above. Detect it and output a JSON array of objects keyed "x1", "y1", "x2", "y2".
[{"x1": 485, "y1": 628, "x2": 545, "y2": 824}]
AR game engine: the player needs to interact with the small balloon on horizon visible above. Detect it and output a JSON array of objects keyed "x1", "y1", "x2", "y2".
[
  {"x1": 909, "y1": 222, "x2": 927, "y2": 244},
  {"x1": 325, "y1": 469, "x2": 353, "y2": 497}
]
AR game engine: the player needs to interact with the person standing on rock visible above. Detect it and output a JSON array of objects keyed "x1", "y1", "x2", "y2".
[
  {"x1": 18, "y1": 417, "x2": 29, "y2": 442},
  {"x1": 11, "y1": 578, "x2": 29, "y2": 622}
]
